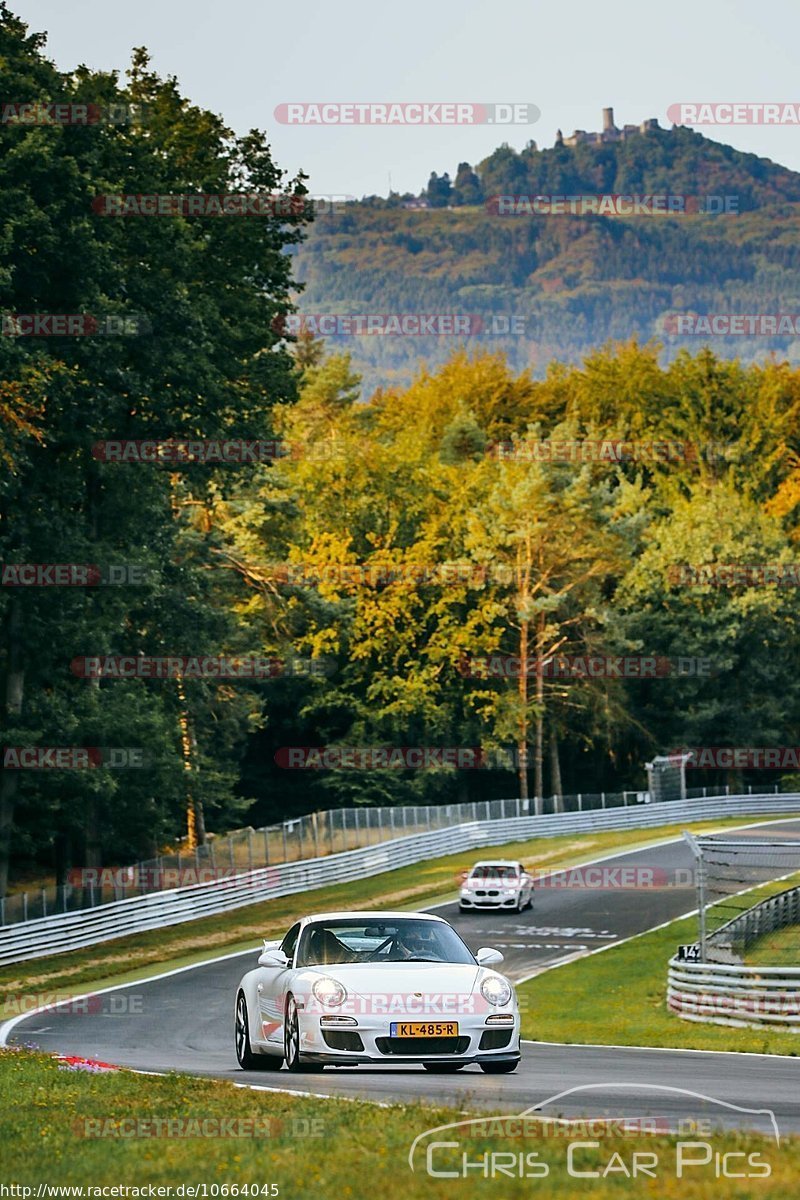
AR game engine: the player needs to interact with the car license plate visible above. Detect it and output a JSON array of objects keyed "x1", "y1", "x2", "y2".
[{"x1": 390, "y1": 1021, "x2": 459, "y2": 1037}]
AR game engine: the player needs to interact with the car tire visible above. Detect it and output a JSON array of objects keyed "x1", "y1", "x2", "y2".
[
  {"x1": 480, "y1": 1060, "x2": 519, "y2": 1074},
  {"x1": 235, "y1": 993, "x2": 282, "y2": 1071},
  {"x1": 284, "y1": 994, "x2": 324, "y2": 1073},
  {"x1": 422, "y1": 1062, "x2": 466, "y2": 1072}
]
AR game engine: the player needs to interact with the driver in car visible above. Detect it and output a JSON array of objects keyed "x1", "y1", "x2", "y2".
[{"x1": 394, "y1": 925, "x2": 441, "y2": 960}]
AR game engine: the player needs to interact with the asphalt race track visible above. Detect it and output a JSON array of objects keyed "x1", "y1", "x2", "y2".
[{"x1": 6, "y1": 818, "x2": 800, "y2": 1135}]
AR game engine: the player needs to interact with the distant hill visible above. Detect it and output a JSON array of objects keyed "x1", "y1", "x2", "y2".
[{"x1": 291, "y1": 122, "x2": 800, "y2": 396}]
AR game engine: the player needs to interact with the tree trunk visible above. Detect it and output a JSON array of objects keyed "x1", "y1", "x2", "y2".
[
  {"x1": 54, "y1": 831, "x2": 71, "y2": 889},
  {"x1": 84, "y1": 795, "x2": 103, "y2": 870},
  {"x1": 726, "y1": 768, "x2": 744, "y2": 796},
  {"x1": 0, "y1": 596, "x2": 25, "y2": 896},
  {"x1": 517, "y1": 616, "x2": 529, "y2": 803},
  {"x1": 83, "y1": 675, "x2": 103, "y2": 870},
  {"x1": 550, "y1": 728, "x2": 563, "y2": 812},
  {"x1": 533, "y1": 652, "x2": 544, "y2": 810},
  {"x1": 178, "y1": 681, "x2": 206, "y2": 846},
  {"x1": 192, "y1": 792, "x2": 207, "y2": 847},
  {"x1": 532, "y1": 611, "x2": 546, "y2": 814}
]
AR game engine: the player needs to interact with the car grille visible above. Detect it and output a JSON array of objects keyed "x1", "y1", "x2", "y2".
[
  {"x1": 322, "y1": 1030, "x2": 364, "y2": 1052},
  {"x1": 479, "y1": 1029, "x2": 513, "y2": 1050},
  {"x1": 474, "y1": 889, "x2": 499, "y2": 897},
  {"x1": 375, "y1": 1036, "x2": 470, "y2": 1056}
]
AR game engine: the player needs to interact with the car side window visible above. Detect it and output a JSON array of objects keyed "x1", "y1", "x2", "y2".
[{"x1": 280, "y1": 923, "x2": 300, "y2": 965}]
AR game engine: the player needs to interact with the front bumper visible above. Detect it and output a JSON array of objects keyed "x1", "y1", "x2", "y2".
[
  {"x1": 297, "y1": 1011, "x2": 520, "y2": 1064},
  {"x1": 300, "y1": 1049, "x2": 521, "y2": 1066},
  {"x1": 460, "y1": 891, "x2": 520, "y2": 908}
]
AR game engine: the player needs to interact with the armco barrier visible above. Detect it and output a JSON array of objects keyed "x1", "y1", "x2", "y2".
[
  {"x1": 1, "y1": 793, "x2": 798, "y2": 966},
  {"x1": 708, "y1": 883, "x2": 800, "y2": 961},
  {"x1": 667, "y1": 958, "x2": 800, "y2": 1029},
  {"x1": 668, "y1": 881, "x2": 800, "y2": 1030},
  {"x1": 1, "y1": 786, "x2": 738, "y2": 925}
]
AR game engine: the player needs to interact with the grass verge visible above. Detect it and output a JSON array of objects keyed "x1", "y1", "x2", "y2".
[
  {"x1": 744, "y1": 921, "x2": 800, "y2": 966},
  {"x1": 2, "y1": 813, "x2": 791, "y2": 1006},
  {"x1": 518, "y1": 870, "x2": 800, "y2": 1056},
  {"x1": 0, "y1": 1049, "x2": 796, "y2": 1196}
]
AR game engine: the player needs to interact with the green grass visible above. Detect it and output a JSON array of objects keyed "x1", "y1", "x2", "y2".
[
  {"x1": 0, "y1": 1049, "x2": 797, "y2": 1197},
  {"x1": 518, "y1": 869, "x2": 800, "y2": 1056},
  {"x1": 2, "y1": 813, "x2": 788, "y2": 1008},
  {"x1": 745, "y1": 924, "x2": 800, "y2": 966}
]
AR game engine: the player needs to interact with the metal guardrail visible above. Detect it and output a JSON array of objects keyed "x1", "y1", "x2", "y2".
[
  {"x1": 709, "y1": 883, "x2": 800, "y2": 962},
  {"x1": 0, "y1": 784, "x2": 739, "y2": 926},
  {"x1": 667, "y1": 958, "x2": 800, "y2": 1028},
  {"x1": 668, "y1": 883, "x2": 800, "y2": 1029},
  {"x1": 0, "y1": 792, "x2": 795, "y2": 967}
]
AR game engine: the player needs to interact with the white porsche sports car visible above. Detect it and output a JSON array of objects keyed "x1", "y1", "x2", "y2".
[
  {"x1": 234, "y1": 910, "x2": 520, "y2": 1073},
  {"x1": 459, "y1": 860, "x2": 534, "y2": 911}
]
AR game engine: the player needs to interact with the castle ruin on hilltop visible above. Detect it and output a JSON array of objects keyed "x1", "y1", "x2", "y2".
[{"x1": 560, "y1": 107, "x2": 660, "y2": 147}]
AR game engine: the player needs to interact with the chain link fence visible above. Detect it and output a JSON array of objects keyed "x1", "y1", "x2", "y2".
[{"x1": 0, "y1": 782, "x2": 749, "y2": 926}]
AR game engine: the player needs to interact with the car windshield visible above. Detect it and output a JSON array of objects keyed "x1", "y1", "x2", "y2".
[
  {"x1": 296, "y1": 918, "x2": 476, "y2": 966},
  {"x1": 470, "y1": 865, "x2": 519, "y2": 882}
]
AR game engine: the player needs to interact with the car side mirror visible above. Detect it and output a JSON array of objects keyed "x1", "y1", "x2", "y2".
[
  {"x1": 258, "y1": 948, "x2": 289, "y2": 968},
  {"x1": 476, "y1": 947, "x2": 504, "y2": 966}
]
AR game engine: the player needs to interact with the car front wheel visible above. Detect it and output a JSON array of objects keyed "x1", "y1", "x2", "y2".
[{"x1": 284, "y1": 995, "x2": 324, "y2": 1073}]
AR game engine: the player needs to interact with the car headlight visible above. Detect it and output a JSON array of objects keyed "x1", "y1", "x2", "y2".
[
  {"x1": 312, "y1": 976, "x2": 347, "y2": 1008},
  {"x1": 480, "y1": 975, "x2": 512, "y2": 1007}
]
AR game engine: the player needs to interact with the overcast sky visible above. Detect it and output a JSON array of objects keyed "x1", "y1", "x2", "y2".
[{"x1": 15, "y1": 0, "x2": 800, "y2": 197}]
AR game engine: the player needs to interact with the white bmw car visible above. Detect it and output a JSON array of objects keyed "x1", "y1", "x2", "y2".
[
  {"x1": 234, "y1": 910, "x2": 520, "y2": 1074},
  {"x1": 459, "y1": 860, "x2": 534, "y2": 911}
]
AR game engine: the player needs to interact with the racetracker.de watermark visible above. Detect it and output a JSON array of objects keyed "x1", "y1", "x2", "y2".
[
  {"x1": 460, "y1": 866, "x2": 694, "y2": 889},
  {"x1": 1, "y1": 992, "x2": 144, "y2": 1017},
  {"x1": 1, "y1": 563, "x2": 149, "y2": 586},
  {"x1": 273, "y1": 102, "x2": 539, "y2": 125},
  {"x1": 669, "y1": 746, "x2": 800, "y2": 769},
  {"x1": 92, "y1": 193, "x2": 309, "y2": 217},
  {"x1": 2, "y1": 747, "x2": 146, "y2": 770},
  {"x1": 275, "y1": 314, "x2": 526, "y2": 337},
  {"x1": 274, "y1": 746, "x2": 611, "y2": 770},
  {"x1": 487, "y1": 194, "x2": 738, "y2": 217},
  {"x1": 668, "y1": 988, "x2": 800, "y2": 1018},
  {"x1": 667, "y1": 564, "x2": 800, "y2": 587},
  {"x1": 668, "y1": 102, "x2": 800, "y2": 125},
  {"x1": 70, "y1": 656, "x2": 330, "y2": 680},
  {"x1": 457, "y1": 655, "x2": 714, "y2": 679},
  {"x1": 91, "y1": 439, "x2": 286, "y2": 464},
  {"x1": 663, "y1": 313, "x2": 800, "y2": 336},
  {"x1": 486, "y1": 439, "x2": 732, "y2": 463},
  {"x1": 0, "y1": 102, "x2": 146, "y2": 125},
  {"x1": 1, "y1": 314, "x2": 149, "y2": 337},
  {"x1": 66, "y1": 866, "x2": 281, "y2": 889},
  {"x1": 264, "y1": 562, "x2": 519, "y2": 587},
  {"x1": 72, "y1": 1116, "x2": 323, "y2": 1139}
]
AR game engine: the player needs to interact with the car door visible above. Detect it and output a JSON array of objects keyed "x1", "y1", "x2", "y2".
[
  {"x1": 517, "y1": 863, "x2": 532, "y2": 905},
  {"x1": 256, "y1": 922, "x2": 300, "y2": 1048}
]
